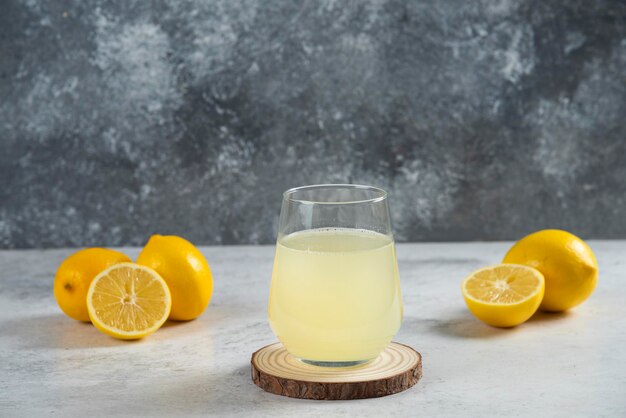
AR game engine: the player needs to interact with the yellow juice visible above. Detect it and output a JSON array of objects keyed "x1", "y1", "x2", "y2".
[{"x1": 268, "y1": 228, "x2": 403, "y2": 362}]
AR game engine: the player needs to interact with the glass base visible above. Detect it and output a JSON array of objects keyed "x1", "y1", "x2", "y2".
[{"x1": 300, "y1": 358, "x2": 372, "y2": 367}]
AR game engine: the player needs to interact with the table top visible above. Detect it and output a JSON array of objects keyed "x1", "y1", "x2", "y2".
[{"x1": 1, "y1": 242, "x2": 624, "y2": 417}]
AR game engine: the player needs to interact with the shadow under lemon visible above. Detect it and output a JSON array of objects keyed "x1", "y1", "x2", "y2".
[
  {"x1": 526, "y1": 310, "x2": 575, "y2": 324},
  {"x1": 410, "y1": 311, "x2": 515, "y2": 340},
  {"x1": 414, "y1": 308, "x2": 576, "y2": 340},
  {"x1": 0, "y1": 311, "x2": 219, "y2": 350},
  {"x1": 0, "y1": 313, "x2": 123, "y2": 349}
]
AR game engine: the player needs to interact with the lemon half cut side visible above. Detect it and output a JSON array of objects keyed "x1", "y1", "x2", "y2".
[
  {"x1": 462, "y1": 264, "x2": 545, "y2": 328},
  {"x1": 87, "y1": 262, "x2": 171, "y2": 340}
]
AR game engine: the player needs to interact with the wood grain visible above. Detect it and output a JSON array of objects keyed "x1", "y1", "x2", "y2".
[{"x1": 251, "y1": 342, "x2": 422, "y2": 400}]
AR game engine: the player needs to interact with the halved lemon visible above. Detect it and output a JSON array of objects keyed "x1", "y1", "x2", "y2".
[
  {"x1": 462, "y1": 264, "x2": 545, "y2": 328},
  {"x1": 87, "y1": 263, "x2": 171, "y2": 339}
]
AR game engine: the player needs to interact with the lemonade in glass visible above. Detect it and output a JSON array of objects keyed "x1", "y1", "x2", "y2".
[{"x1": 268, "y1": 185, "x2": 403, "y2": 366}]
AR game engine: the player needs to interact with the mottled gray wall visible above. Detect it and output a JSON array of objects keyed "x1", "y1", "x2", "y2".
[{"x1": 1, "y1": 0, "x2": 625, "y2": 248}]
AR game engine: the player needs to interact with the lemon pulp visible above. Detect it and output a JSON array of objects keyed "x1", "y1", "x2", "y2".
[
  {"x1": 87, "y1": 263, "x2": 171, "y2": 339},
  {"x1": 462, "y1": 264, "x2": 545, "y2": 328}
]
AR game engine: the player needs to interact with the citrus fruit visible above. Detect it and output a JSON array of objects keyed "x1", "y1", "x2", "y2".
[
  {"x1": 462, "y1": 264, "x2": 545, "y2": 327},
  {"x1": 503, "y1": 229, "x2": 598, "y2": 312},
  {"x1": 54, "y1": 248, "x2": 131, "y2": 321},
  {"x1": 136, "y1": 235, "x2": 213, "y2": 321},
  {"x1": 87, "y1": 263, "x2": 171, "y2": 339}
]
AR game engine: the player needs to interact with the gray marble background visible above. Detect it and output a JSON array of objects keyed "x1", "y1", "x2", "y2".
[{"x1": 1, "y1": 0, "x2": 625, "y2": 248}]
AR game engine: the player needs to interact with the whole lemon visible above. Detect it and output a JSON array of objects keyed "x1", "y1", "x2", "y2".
[
  {"x1": 503, "y1": 229, "x2": 598, "y2": 312},
  {"x1": 136, "y1": 235, "x2": 213, "y2": 321},
  {"x1": 54, "y1": 248, "x2": 131, "y2": 321}
]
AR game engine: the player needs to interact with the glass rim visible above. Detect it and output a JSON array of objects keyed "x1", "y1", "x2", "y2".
[{"x1": 283, "y1": 184, "x2": 388, "y2": 205}]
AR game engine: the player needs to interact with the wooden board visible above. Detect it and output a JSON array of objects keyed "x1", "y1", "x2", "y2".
[{"x1": 251, "y1": 342, "x2": 422, "y2": 400}]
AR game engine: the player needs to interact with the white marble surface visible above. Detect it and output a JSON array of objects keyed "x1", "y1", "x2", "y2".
[{"x1": 0, "y1": 242, "x2": 624, "y2": 417}]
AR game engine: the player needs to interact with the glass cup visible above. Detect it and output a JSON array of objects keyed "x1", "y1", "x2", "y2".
[{"x1": 268, "y1": 184, "x2": 403, "y2": 367}]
